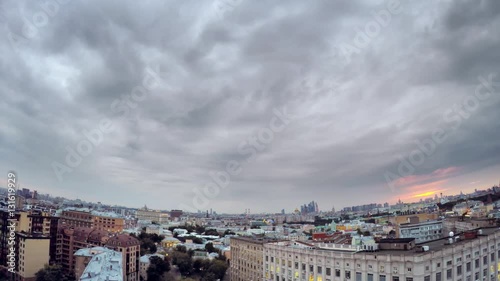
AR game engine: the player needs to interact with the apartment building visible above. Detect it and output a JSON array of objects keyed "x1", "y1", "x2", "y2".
[
  {"x1": 57, "y1": 227, "x2": 139, "y2": 281},
  {"x1": 0, "y1": 209, "x2": 59, "y2": 281},
  {"x1": 17, "y1": 232, "x2": 50, "y2": 281},
  {"x1": 60, "y1": 209, "x2": 93, "y2": 228},
  {"x1": 105, "y1": 234, "x2": 141, "y2": 281},
  {"x1": 60, "y1": 208, "x2": 127, "y2": 233},
  {"x1": 263, "y1": 227, "x2": 500, "y2": 281},
  {"x1": 230, "y1": 237, "x2": 275, "y2": 281},
  {"x1": 92, "y1": 211, "x2": 126, "y2": 233}
]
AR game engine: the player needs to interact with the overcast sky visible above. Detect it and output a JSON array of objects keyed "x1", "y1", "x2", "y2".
[{"x1": 1, "y1": 0, "x2": 499, "y2": 213}]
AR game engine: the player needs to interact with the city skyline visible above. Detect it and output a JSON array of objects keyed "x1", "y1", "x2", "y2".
[{"x1": 1, "y1": 0, "x2": 500, "y2": 213}]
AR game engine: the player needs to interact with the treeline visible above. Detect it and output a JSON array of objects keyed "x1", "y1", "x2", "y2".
[{"x1": 171, "y1": 245, "x2": 228, "y2": 281}]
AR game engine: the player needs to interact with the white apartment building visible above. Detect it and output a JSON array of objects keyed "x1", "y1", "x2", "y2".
[
  {"x1": 399, "y1": 220, "x2": 443, "y2": 243},
  {"x1": 263, "y1": 227, "x2": 500, "y2": 281}
]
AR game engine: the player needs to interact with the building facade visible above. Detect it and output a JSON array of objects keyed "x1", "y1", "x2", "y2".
[
  {"x1": 106, "y1": 234, "x2": 140, "y2": 281},
  {"x1": 230, "y1": 237, "x2": 270, "y2": 281},
  {"x1": 0, "y1": 209, "x2": 59, "y2": 281},
  {"x1": 60, "y1": 209, "x2": 127, "y2": 233},
  {"x1": 135, "y1": 207, "x2": 170, "y2": 224},
  {"x1": 17, "y1": 233, "x2": 50, "y2": 281},
  {"x1": 263, "y1": 228, "x2": 500, "y2": 281}
]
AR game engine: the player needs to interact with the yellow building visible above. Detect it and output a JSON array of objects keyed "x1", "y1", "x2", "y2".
[
  {"x1": 161, "y1": 237, "x2": 180, "y2": 249},
  {"x1": 93, "y1": 213, "x2": 125, "y2": 233},
  {"x1": 136, "y1": 206, "x2": 170, "y2": 224},
  {"x1": 6, "y1": 210, "x2": 57, "y2": 281},
  {"x1": 17, "y1": 233, "x2": 50, "y2": 281}
]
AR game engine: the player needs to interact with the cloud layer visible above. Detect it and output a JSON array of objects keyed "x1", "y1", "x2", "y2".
[{"x1": 1, "y1": 0, "x2": 499, "y2": 213}]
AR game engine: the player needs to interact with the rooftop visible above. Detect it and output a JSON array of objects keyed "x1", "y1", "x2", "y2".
[
  {"x1": 78, "y1": 247, "x2": 123, "y2": 281},
  {"x1": 266, "y1": 227, "x2": 500, "y2": 257},
  {"x1": 376, "y1": 227, "x2": 500, "y2": 256},
  {"x1": 62, "y1": 207, "x2": 125, "y2": 219}
]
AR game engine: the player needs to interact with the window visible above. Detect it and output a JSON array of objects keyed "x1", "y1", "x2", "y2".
[
  {"x1": 466, "y1": 262, "x2": 471, "y2": 272},
  {"x1": 367, "y1": 273, "x2": 373, "y2": 281},
  {"x1": 475, "y1": 259, "x2": 479, "y2": 268},
  {"x1": 326, "y1": 268, "x2": 331, "y2": 276},
  {"x1": 335, "y1": 269, "x2": 340, "y2": 277},
  {"x1": 406, "y1": 278, "x2": 413, "y2": 281},
  {"x1": 345, "y1": 271, "x2": 351, "y2": 279},
  {"x1": 457, "y1": 265, "x2": 462, "y2": 276},
  {"x1": 446, "y1": 269, "x2": 452, "y2": 279},
  {"x1": 380, "y1": 275, "x2": 386, "y2": 281},
  {"x1": 317, "y1": 266, "x2": 322, "y2": 274},
  {"x1": 424, "y1": 276, "x2": 430, "y2": 281},
  {"x1": 356, "y1": 272, "x2": 362, "y2": 281},
  {"x1": 483, "y1": 255, "x2": 488, "y2": 265},
  {"x1": 436, "y1": 272, "x2": 442, "y2": 281},
  {"x1": 393, "y1": 277, "x2": 399, "y2": 281}
]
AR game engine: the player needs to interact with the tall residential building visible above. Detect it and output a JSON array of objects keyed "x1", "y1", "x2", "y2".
[
  {"x1": 0, "y1": 209, "x2": 59, "y2": 281},
  {"x1": 59, "y1": 208, "x2": 128, "y2": 233},
  {"x1": 57, "y1": 227, "x2": 140, "y2": 281},
  {"x1": 57, "y1": 227, "x2": 111, "y2": 273},
  {"x1": 230, "y1": 237, "x2": 274, "y2": 281},
  {"x1": 75, "y1": 247, "x2": 123, "y2": 281},
  {"x1": 106, "y1": 234, "x2": 140, "y2": 281},
  {"x1": 17, "y1": 232, "x2": 50, "y2": 281},
  {"x1": 262, "y1": 227, "x2": 500, "y2": 281}
]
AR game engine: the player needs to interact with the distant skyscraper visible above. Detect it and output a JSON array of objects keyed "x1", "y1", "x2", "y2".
[{"x1": 299, "y1": 201, "x2": 319, "y2": 215}]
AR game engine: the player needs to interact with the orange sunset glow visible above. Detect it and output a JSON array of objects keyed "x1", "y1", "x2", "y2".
[{"x1": 412, "y1": 191, "x2": 437, "y2": 198}]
